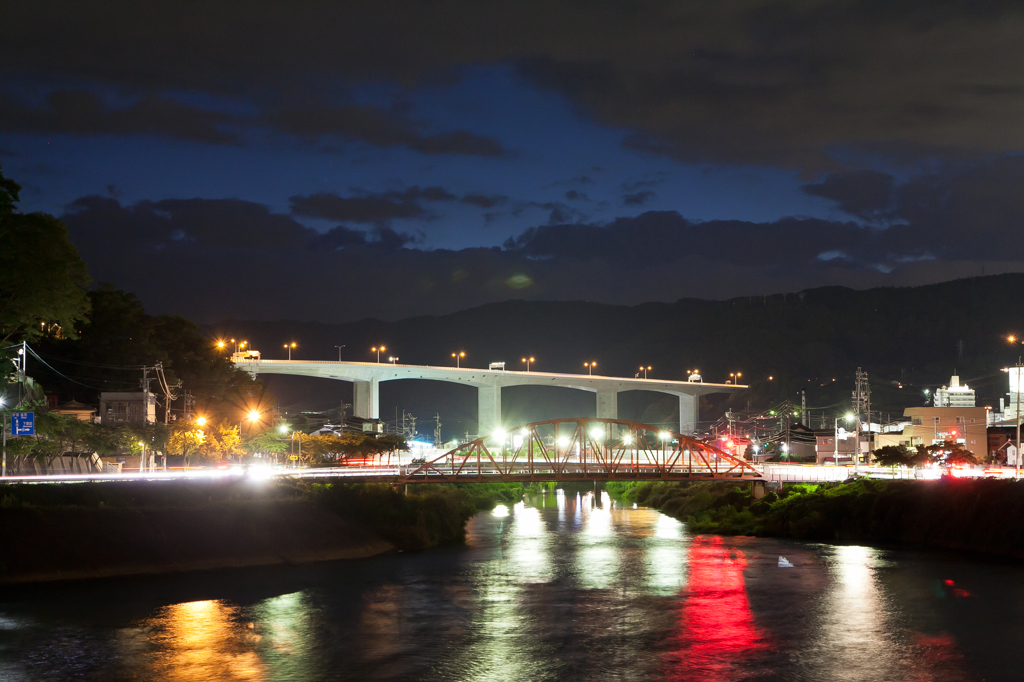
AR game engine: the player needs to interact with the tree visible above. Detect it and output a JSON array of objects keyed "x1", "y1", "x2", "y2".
[
  {"x1": 872, "y1": 444, "x2": 912, "y2": 468},
  {"x1": 0, "y1": 166, "x2": 91, "y2": 344},
  {"x1": 166, "y1": 422, "x2": 205, "y2": 469},
  {"x1": 242, "y1": 430, "x2": 288, "y2": 463}
]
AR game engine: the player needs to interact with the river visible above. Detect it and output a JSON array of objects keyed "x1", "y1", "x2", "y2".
[{"x1": 1, "y1": 489, "x2": 1022, "y2": 681}]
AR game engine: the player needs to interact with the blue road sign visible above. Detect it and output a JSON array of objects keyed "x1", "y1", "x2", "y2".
[{"x1": 12, "y1": 412, "x2": 34, "y2": 436}]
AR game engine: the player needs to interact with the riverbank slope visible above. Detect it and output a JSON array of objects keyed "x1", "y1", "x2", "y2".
[{"x1": 0, "y1": 479, "x2": 518, "y2": 584}]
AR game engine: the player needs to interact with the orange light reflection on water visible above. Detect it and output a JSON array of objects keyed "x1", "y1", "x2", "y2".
[{"x1": 128, "y1": 599, "x2": 265, "y2": 681}]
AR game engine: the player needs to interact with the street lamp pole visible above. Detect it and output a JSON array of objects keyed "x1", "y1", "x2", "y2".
[
  {"x1": 452, "y1": 351, "x2": 465, "y2": 368},
  {"x1": 283, "y1": 342, "x2": 296, "y2": 360},
  {"x1": 335, "y1": 345, "x2": 346, "y2": 361},
  {"x1": 639, "y1": 365, "x2": 651, "y2": 379},
  {"x1": 522, "y1": 357, "x2": 535, "y2": 372},
  {"x1": 1016, "y1": 357, "x2": 1022, "y2": 479},
  {"x1": 372, "y1": 346, "x2": 386, "y2": 363},
  {"x1": 584, "y1": 362, "x2": 596, "y2": 375}
]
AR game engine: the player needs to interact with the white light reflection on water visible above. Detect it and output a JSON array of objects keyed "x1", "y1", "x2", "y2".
[
  {"x1": 807, "y1": 545, "x2": 899, "y2": 681},
  {"x1": 508, "y1": 502, "x2": 552, "y2": 582},
  {"x1": 247, "y1": 591, "x2": 318, "y2": 680},
  {"x1": 645, "y1": 514, "x2": 688, "y2": 596},
  {"x1": 575, "y1": 491, "x2": 620, "y2": 590}
]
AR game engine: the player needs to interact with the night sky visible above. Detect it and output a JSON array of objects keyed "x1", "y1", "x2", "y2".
[{"x1": 3, "y1": 2, "x2": 1024, "y2": 323}]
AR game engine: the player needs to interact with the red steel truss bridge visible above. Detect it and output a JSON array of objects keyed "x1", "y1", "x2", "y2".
[{"x1": 401, "y1": 418, "x2": 765, "y2": 483}]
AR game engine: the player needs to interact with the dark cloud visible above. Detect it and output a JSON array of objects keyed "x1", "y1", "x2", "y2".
[
  {"x1": 802, "y1": 171, "x2": 896, "y2": 222},
  {"x1": 288, "y1": 186, "x2": 455, "y2": 224},
  {"x1": 461, "y1": 194, "x2": 507, "y2": 209},
  {"x1": 6, "y1": 4, "x2": 1023, "y2": 171},
  {"x1": 268, "y1": 104, "x2": 505, "y2": 157},
  {"x1": 623, "y1": 191, "x2": 655, "y2": 206},
  {"x1": 512, "y1": 211, "x2": 873, "y2": 268},
  {"x1": 802, "y1": 155, "x2": 1024, "y2": 259},
  {"x1": 565, "y1": 190, "x2": 589, "y2": 201},
  {"x1": 0, "y1": 90, "x2": 239, "y2": 144},
  {"x1": 57, "y1": 177, "x2": 1024, "y2": 323}
]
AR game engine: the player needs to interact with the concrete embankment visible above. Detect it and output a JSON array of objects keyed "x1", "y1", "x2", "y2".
[{"x1": 0, "y1": 499, "x2": 394, "y2": 584}]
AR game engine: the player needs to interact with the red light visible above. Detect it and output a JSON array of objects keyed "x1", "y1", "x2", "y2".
[{"x1": 950, "y1": 429, "x2": 957, "y2": 436}]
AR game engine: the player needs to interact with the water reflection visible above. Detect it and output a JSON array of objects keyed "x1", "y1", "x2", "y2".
[
  {"x1": 663, "y1": 537, "x2": 769, "y2": 680},
  {"x1": 0, "y1": 493, "x2": 1018, "y2": 681},
  {"x1": 645, "y1": 514, "x2": 687, "y2": 596},
  {"x1": 128, "y1": 599, "x2": 265, "y2": 681}
]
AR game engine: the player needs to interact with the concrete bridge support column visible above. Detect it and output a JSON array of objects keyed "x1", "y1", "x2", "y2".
[
  {"x1": 596, "y1": 390, "x2": 618, "y2": 420},
  {"x1": 679, "y1": 394, "x2": 698, "y2": 435},
  {"x1": 477, "y1": 384, "x2": 501, "y2": 438},
  {"x1": 353, "y1": 378, "x2": 380, "y2": 420}
]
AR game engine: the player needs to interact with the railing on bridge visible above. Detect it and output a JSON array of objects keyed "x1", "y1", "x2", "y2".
[{"x1": 402, "y1": 418, "x2": 765, "y2": 483}]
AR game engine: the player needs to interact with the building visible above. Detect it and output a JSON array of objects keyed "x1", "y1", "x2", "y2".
[
  {"x1": 933, "y1": 375, "x2": 976, "y2": 408},
  {"x1": 51, "y1": 400, "x2": 98, "y2": 422},
  {"x1": 99, "y1": 392, "x2": 156, "y2": 425},
  {"x1": 872, "y1": 406, "x2": 987, "y2": 457},
  {"x1": 814, "y1": 429, "x2": 858, "y2": 464}
]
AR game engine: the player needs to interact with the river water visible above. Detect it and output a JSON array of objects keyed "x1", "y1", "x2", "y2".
[{"x1": 1, "y1": 489, "x2": 1023, "y2": 681}]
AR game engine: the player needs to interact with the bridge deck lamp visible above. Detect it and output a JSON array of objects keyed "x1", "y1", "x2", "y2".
[
  {"x1": 639, "y1": 365, "x2": 651, "y2": 379},
  {"x1": 389, "y1": 356, "x2": 399, "y2": 364},
  {"x1": 452, "y1": 351, "x2": 465, "y2": 368},
  {"x1": 283, "y1": 342, "x2": 297, "y2": 360},
  {"x1": 522, "y1": 356, "x2": 535, "y2": 371},
  {"x1": 584, "y1": 361, "x2": 597, "y2": 375},
  {"x1": 372, "y1": 346, "x2": 386, "y2": 363}
]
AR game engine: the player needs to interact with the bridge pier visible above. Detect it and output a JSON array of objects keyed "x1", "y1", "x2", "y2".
[
  {"x1": 353, "y1": 378, "x2": 380, "y2": 420},
  {"x1": 596, "y1": 390, "x2": 618, "y2": 420},
  {"x1": 679, "y1": 394, "x2": 697, "y2": 435},
  {"x1": 478, "y1": 384, "x2": 501, "y2": 438}
]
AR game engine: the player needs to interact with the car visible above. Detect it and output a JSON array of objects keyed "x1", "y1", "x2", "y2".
[{"x1": 410, "y1": 457, "x2": 426, "y2": 465}]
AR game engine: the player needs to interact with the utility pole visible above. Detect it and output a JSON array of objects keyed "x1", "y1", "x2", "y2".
[
  {"x1": 801, "y1": 390, "x2": 806, "y2": 427},
  {"x1": 852, "y1": 367, "x2": 869, "y2": 473},
  {"x1": 434, "y1": 413, "x2": 442, "y2": 446}
]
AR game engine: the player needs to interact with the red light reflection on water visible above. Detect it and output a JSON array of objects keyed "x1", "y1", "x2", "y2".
[{"x1": 662, "y1": 537, "x2": 771, "y2": 680}]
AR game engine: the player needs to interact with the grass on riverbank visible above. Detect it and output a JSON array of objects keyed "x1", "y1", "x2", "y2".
[{"x1": 607, "y1": 478, "x2": 1024, "y2": 558}]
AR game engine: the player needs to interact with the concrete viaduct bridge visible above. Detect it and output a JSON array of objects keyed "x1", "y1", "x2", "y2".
[{"x1": 234, "y1": 359, "x2": 744, "y2": 437}]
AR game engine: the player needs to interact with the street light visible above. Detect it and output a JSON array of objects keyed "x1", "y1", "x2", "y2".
[
  {"x1": 372, "y1": 346, "x2": 386, "y2": 363},
  {"x1": 638, "y1": 365, "x2": 651, "y2": 379},
  {"x1": 283, "y1": 342, "x2": 296, "y2": 360},
  {"x1": 196, "y1": 416, "x2": 207, "y2": 426},
  {"x1": 522, "y1": 357, "x2": 535, "y2": 372},
  {"x1": 730, "y1": 372, "x2": 742, "y2": 384},
  {"x1": 584, "y1": 361, "x2": 597, "y2": 375},
  {"x1": 1003, "y1": 336, "x2": 1024, "y2": 478},
  {"x1": 335, "y1": 345, "x2": 346, "y2": 361},
  {"x1": 389, "y1": 356, "x2": 399, "y2": 364},
  {"x1": 452, "y1": 351, "x2": 465, "y2": 368}
]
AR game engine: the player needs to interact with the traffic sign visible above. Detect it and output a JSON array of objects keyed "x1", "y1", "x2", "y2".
[
  {"x1": 12, "y1": 412, "x2": 34, "y2": 436},
  {"x1": 289, "y1": 455, "x2": 298, "y2": 460}
]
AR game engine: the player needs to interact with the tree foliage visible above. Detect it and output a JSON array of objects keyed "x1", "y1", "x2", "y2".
[
  {"x1": 35, "y1": 286, "x2": 259, "y2": 418},
  {"x1": 0, "y1": 165, "x2": 91, "y2": 345}
]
